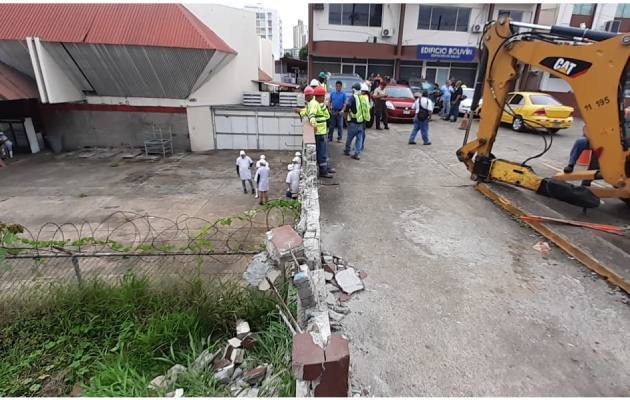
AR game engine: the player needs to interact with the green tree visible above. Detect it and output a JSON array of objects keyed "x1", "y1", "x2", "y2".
[{"x1": 299, "y1": 45, "x2": 308, "y2": 61}]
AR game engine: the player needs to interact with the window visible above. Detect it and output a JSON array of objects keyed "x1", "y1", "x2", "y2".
[
  {"x1": 529, "y1": 95, "x2": 561, "y2": 105},
  {"x1": 508, "y1": 94, "x2": 525, "y2": 105},
  {"x1": 328, "y1": 4, "x2": 383, "y2": 27},
  {"x1": 418, "y1": 6, "x2": 471, "y2": 32},
  {"x1": 617, "y1": 4, "x2": 630, "y2": 18},
  {"x1": 572, "y1": 4, "x2": 594, "y2": 16},
  {"x1": 498, "y1": 9, "x2": 524, "y2": 22}
]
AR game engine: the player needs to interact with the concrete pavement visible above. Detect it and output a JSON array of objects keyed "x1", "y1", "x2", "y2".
[{"x1": 319, "y1": 119, "x2": 630, "y2": 396}]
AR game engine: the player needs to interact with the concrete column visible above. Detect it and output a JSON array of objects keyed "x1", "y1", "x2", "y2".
[{"x1": 186, "y1": 106, "x2": 215, "y2": 152}]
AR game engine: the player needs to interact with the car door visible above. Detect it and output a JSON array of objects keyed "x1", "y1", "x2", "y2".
[{"x1": 503, "y1": 93, "x2": 525, "y2": 122}]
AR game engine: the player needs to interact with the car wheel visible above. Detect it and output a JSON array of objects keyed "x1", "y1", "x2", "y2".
[
  {"x1": 547, "y1": 128, "x2": 560, "y2": 134},
  {"x1": 511, "y1": 116, "x2": 525, "y2": 132}
]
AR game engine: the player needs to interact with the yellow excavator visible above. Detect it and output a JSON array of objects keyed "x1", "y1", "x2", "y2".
[{"x1": 457, "y1": 18, "x2": 630, "y2": 209}]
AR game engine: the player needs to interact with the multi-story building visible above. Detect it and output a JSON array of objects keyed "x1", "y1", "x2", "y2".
[
  {"x1": 283, "y1": 47, "x2": 301, "y2": 59},
  {"x1": 293, "y1": 19, "x2": 307, "y2": 49},
  {"x1": 247, "y1": 4, "x2": 283, "y2": 60},
  {"x1": 308, "y1": 3, "x2": 542, "y2": 87}
]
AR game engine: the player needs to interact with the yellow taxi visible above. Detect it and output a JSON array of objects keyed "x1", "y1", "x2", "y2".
[{"x1": 500, "y1": 92, "x2": 574, "y2": 133}]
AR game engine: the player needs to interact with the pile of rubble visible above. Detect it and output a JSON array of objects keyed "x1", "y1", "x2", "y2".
[{"x1": 148, "y1": 319, "x2": 278, "y2": 397}]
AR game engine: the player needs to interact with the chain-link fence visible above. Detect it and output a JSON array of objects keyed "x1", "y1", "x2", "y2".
[{"x1": 1, "y1": 202, "x2": 299, "y2": 306}]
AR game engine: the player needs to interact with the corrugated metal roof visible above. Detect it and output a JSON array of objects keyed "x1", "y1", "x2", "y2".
[
  {"x1": 0, "y1": 4, "x2": 235, "y2": 53},
  {"x1": 0, "y1": 61, "x2": 38, "y2": 100},
  {"x1": 0, "y1": 41, "x2": 34, "y2": 78}
]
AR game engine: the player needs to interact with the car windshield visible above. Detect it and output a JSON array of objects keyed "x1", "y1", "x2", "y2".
[
  {"x1": 327, "y1": 78, "x2": 361, "y2": 94},
  {"x1": 385, "y1": 87, "x2": 414, "y2": 99},
  {"x1": 529, "y1": 95, "x2": 561, "y2": 105}
]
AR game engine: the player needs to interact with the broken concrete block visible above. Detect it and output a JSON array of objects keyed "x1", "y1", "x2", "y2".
[
  {"x1": 212, "y1": 358, "x2": 231, "y2": 371},
  {"x1": 241, "y1": 334, "x2": 256, "y2": 350},
  {"x1": 323, "y1": 255, "x2": 334, "y2": 264},
  {"x1": 228, "y1": 337, "x2": 242, "y2": 348},
  {"x1": 328, "y1": 309, "x2": 346, "y2": 322},
  {"x1": 243, "y1": 366, "x2": 267, "y2": 385},
  {"x1": 326, "y1": 283, "x2": 340, "y2": 293},
  {"x1": 166, "y1": 364, "x2": 186, "y2": 384},
  {"x1": 306, "y1": 311, "x2": 331, "y2": 349},
  {"x1": 314, "y1": 335, "x2": 350, "y2": 397},
  {"x1": 323, "y1": 262, "x2": 337, "y2": 274},
  {"x1": 148, "y1": 375, "x2": 168, "y2": 390},
  {"x1": 243, "y1": 252, "x2": 272, "y2": 287},
  {"x1": 292, "y1": 332, "x2": 325, "y2": 381},
  {"x1": 324, "y1": 271, "x2": 334, "y2": 282},
  {"x1": 165, "y1": 388, "x2": 184, "y2": 398},
  {"x1": 335, "y1": 267, "x2": 364, "y2": 294},
  {"x1": 190, "y1": 349, "x2": 219, "y2": 373},
  {"x1": 266, "y1": 225, "x2": 304, "y2": 263},
  {"x1": 214, "y1": 364, "x2": 235, "y2": 384},
  {"x1": 338, "y1": 293, "x2": 352, "y2": 302},
  {"x1": 237, "y1": 388, "x2": 259, "y2": 397},
  {"x1": 293, "y1": 266, "x2": 317, "y2": 309},
  {"x1": 230, "y1": 348, "x2": 245, "y2": 364},
  {"x1": 233, "y1": 367, "x2": 243, "y2": 380},
  {"x1": 267, "y1": 268, "x2": 282, "y2": 283},
  {"x1": 326, "y1": 292, "x2": 337, "y2": 306},
  {"x1": 236, "y1": 320, "x2": 251, "y2": 339}
]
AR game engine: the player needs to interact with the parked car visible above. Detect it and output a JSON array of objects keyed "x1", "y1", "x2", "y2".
[
  {"x1": 383, "y1": 84, "x2": 416, "y2": 123},
  {"x1": 325, "y1": 73, "x2": 374, "y2": 127},
  {"x1": 459, "y1": 87, "x2": 483, "y2": 116},
  {"x1": 500, "y1": 92, "x2": 573, "y2": 133},
  {"x1": 407, "y1": 79, "x2": 433, "y2": 93}
]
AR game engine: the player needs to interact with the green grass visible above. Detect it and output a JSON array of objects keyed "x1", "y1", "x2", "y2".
[{"x1": 0, "y1": 273, "x2": 295, "y2": 397}]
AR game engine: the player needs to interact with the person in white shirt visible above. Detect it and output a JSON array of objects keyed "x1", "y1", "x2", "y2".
[
  {"x1": 408, "y1": 90, "x2": 434, "y2": 146},
  {"x1": 235, "y1": 150, "x2": 255, "y2": 195},
  {"x1": 256, "y1": 154, "x2": 270, "y2": 169},
  {"x1": 254, "y1": 160, "x2": 270, "y2": 205},
  {"x1": 285, "y1": 157, "x2": 301, "y2": 198}
]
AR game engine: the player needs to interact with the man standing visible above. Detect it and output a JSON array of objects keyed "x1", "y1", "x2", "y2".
[
  {"x1": 285, "y1": 157, "x2": 301, "y2": 198},
  {"x1": 236, "y1": 150, "x2": 255, "y2": 194},
  {"x1": 408, "y1": 90, "x2": 434, "y2": 146},
  {"x1": 344, "y1": 83, "x2": 365, "y2": 160},
  {"x1": 309, "y1": 86, "x2": 333, "y2": 178},
  {"x1": 372, "y1": 80, "x2": 389, "y2": 130},
  {"x1": 359, "y1": 83, "x2": 371, "y2": 151},
  {"x1": 318, "y1": 72, "x2": 328, "y2": 93},
  {"x1": 448, "y1": 80, "x2": 463, "y2": 122},
  {"x1": 328, "y1": 81, "x2": 347, "y2": 143},
  {"x1": 295, "y1": 86, "x2": 314, "y2": 118},
  {"x1": 440, "y1": 79, "x2": 452, "y2": 119},
  {"x1": 254, "y1": 160, "x2": 270, "y2": 205}
]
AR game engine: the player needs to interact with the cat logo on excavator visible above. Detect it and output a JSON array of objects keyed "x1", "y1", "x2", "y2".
[{"x1": 540, "y1": 56, "x2": 592, "y2": 78}]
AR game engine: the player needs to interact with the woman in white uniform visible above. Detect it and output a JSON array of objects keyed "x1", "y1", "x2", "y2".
[
  {"x1": 254, "y1": 160, "x2": 270, "y2": 205},
  {"x1": 235, "y1": 150, "x2": 255, "y2": 195}
]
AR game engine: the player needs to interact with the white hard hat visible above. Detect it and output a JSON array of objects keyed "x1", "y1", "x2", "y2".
[
  {"x1": 260, "y1": 154, "x2": 266, "y2": 160},
  {"x1": 360, "y1": 83, "x2": 369, "y2": 92},
  {"x1": 292, "y1": 157, "x2": 301, "y2": 163},
  {"x1": 310, "y1": 79, "x2": 320, "y2": 87},
  {"x1": 294, "y1": 151, "x2": 301, "y2": 157},
  {"x1": 239, "y1": 150, "x2": 245, "y2": 156}
]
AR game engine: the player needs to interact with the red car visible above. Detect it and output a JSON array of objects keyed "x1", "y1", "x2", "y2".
[{"x1": 383, "y1": 84, "x2": 416, "y2": 123}]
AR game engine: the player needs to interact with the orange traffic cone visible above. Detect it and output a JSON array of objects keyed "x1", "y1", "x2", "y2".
[
  {"x1": 458, "y1": 112, "x2": 470, "y2": 130},
  {"x1": 576, "y1": 149, "x2": 592, "y2": 166}
]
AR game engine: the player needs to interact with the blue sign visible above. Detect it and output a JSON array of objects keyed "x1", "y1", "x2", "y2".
[{"x1": 416, "y1": 45, "x2": 477, "y2": 62}]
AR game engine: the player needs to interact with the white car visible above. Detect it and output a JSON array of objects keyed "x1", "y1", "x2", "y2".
[{"x1": 459, "y1": 88, "x2": 483, "y2": 116}]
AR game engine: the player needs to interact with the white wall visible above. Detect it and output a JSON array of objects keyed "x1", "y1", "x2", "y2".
[
  {"x1": 313, "y1": 4, "x2": 401, "y2": 45},
  {"x1": 31, "y1": 37, "x2": 84, "y2": 103},
  {"x1": 258, "y1": 38, "x2": 274, "y2": 78},
  {"x1": 185, "y1": 3, "x2": 259, "y2": 151}
]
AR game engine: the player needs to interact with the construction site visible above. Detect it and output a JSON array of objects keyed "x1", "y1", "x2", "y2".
[{"x1": 1, "y1": 2, "x2": 630, "y2": 398}]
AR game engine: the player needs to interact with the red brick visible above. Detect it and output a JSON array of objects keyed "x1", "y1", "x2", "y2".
[
  {"x1": 292, "y1": 332, "x2": 325, "y2": 381},
  {"x1": 323, "y1": 262, "x2": 337, "y2": 274},
  {"x1": 314, "y1": 335, "x2": 350, "y2": 397},
  {"x1": 269, "y1": 225, "x2": 303, "y2": 253}
]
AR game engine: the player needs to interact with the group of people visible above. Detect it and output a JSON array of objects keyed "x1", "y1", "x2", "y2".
[
  {"x1": 294, "y1": 72, "x2": 372, "y2": 179},
  {"x1": 437, "y1": 79, "x2": 465, "y2": 123},
  {"x1": 235, "y1": 150, "x2": 302, "y2": 205}
]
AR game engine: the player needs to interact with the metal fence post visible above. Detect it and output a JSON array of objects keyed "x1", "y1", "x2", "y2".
[{"x1": 71, "y1": 255, "x2": 83, "y2": 286}]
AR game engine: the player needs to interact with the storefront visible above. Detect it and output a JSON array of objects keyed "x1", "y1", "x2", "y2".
[{"x1": 399, "y1": 44, "x2": 479, "y2": 87}]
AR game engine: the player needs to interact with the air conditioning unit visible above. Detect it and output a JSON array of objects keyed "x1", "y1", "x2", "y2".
[
  {"x1": 604, "y1": 20, "x2": 621, "y2": 33},
  {"x1": 313, "y1": 3, "x2": 324, "y2": 10},
  {"x1": 381, "y1": 27, "x2": 393, "y2": 37},
  {"x1": 243, "y1": 91, "x2": 270, "y2": 106},
  {"x1": 471, "y1": 24, "x2": 483, "y2": 33}
]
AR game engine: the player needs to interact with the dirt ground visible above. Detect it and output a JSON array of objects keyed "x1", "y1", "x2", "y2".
[
  {"x1": 320, "y1": 118, "x2": 630, "y2": 396},
  {"x1": 2, "y1": 149, "x2": 296, "y2": 230}
]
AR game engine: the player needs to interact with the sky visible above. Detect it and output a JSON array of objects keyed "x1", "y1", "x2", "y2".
[{"x1": 208, "y1": 0, "x2": 308, "y2": 49}]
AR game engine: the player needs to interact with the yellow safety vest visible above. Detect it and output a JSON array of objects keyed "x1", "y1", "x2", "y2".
[
  {"x1": 347, "y1": 94, "x2": 364, "y2": 124},
  {"x1": 360, "y1": 94, "x2": 371, "y2": 122},
  {"x1": 307, "y1": 98, "x2": 330, "y2": 135}
]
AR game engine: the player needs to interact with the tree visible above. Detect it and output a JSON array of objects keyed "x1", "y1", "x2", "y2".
[
  {"x1": 284, "y1": 51, "x2": 292, "y2": 59},
  {"x1": 299, "y1": 45, "x2": 308, "y2": 61}
]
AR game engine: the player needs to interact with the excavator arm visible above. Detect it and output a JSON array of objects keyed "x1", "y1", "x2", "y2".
[{"x1": 456, "y1": 18, "x2": 630, "y2": 208}]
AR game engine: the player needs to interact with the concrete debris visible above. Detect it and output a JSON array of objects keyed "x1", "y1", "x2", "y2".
[
  {"x1": 328, "y1": 309, "x2": 346, "y2": 322},
  {"x1": 148, "y1": 375, "x2": 168, "y2": 390},
  {"x1": 259, "y1": 268, "x2": 282, "y2": 291},
  {"x1": 243, "y1": 366, "x2": 267, "y2": 385},
  {"x1": 330, "y1": 304, "x2": 350, "y2": 315},
  {"x1": 230, "y1": 348, "x2": 245, "y2": 364},
  {"x1": 326, "y1": 292, "x2": 338, "y2": 306},
  {"x1": 213, "y1": 358, "x2": 232, "y2": 371},
  {"x1": 228, "y1": 337, "x2": 242, "y2": 348},
  {"x1": 165, "y1": 388, "x2": 184, "y2": 398},
  {"x1": 358, "y1": 271, "x2": 368, "y2": 280},
  {"x1": 243, "y1": 252, "x2": 272, "y2": 287},
  {"x1": 324, "y1": 271, "x2": 334, "y2": 282},
  {"x1": 306, "y1": 311, "x2": 331, "y2": 348},
  {"x1": 323, "y1": 255, "x2": 334, "y2": 264},
  {"x1": 237, "y1": 388, "x2": 260, "y2": 397},
  {"x1": 266, "y1": 225, "x2": 304, "y2": 264},
  {"x1": 241, "y1": 333, "x2": 257, "y2": 350},
  {"x1": 190, "y1": 349, "x2": 219, "y2": 373},
  {"x1": 335, "y1": 267, "x2": 364, "y2": 294},
  {"x1": 236, "y1": 320, "x2": 251, "y2": 339},
  {"x1": 323, "y1": 262, "x2": 337, "y2": 274},
  {"x1": 533, "y1": 241, "x2": 551, "y2": 256},
  {"x1": 233, "y1": 367, "x2": 243, "y2": 380},
  {"x1": 294, "y1": 266, "x2": 318, "y2": 309},
  {"x1": 214, "y1": 363, "x2": 235, "y2": 384},
  {"x1": 339, "y1": 293, "x2": 352, "y2": 302},
  {"x1": 166, "y1": 364, "x2": 186, "y2": 383},
  {"x1": 326, "y1": 283, "x2": 340, "y2": 293}
]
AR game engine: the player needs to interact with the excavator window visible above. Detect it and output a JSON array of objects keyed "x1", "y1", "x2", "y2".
[{"x1": 622, "y1": 62, "x2": 630, "y2": 149}]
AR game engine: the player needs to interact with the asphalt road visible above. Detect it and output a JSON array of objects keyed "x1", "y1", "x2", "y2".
[{"x1": 319, "y1": 118, "x2": 630, "y2": 396}]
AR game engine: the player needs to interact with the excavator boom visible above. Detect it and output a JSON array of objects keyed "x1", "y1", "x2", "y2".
[{"x1": 457, "y1": 18, "x2": 630, "y2": 208}]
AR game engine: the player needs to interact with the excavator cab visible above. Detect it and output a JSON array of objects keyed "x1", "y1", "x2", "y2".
[{"x1": 457, "y1": 18, "x2": 630, "y2": 208}]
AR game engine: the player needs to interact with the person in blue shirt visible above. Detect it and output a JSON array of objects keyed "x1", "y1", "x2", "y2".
[
  {"x1": 439, "y1": 79, "x2": 453, "y2": 119},
  {"x1": 327, "y1": 81, "x2": 348, "y2": 143}
]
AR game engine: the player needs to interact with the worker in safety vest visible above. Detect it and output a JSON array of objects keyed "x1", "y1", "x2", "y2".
[
  {"x1": 343, "y1": 83, "x2": 369, "y2": 160},
  {"x1": 317, "y1": 72, "x2": 328, "y2": 93},
  {"x1": 295, "y1": 86, "x2": 314, "y2": 118},
  {"x1": 308, "y1": 85, "x2": 333, "y2": 178}
]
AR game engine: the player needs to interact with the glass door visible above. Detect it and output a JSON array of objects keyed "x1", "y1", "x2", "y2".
[{"x1": 426, "y1": 67, "x2": 450, "y2": 85}]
